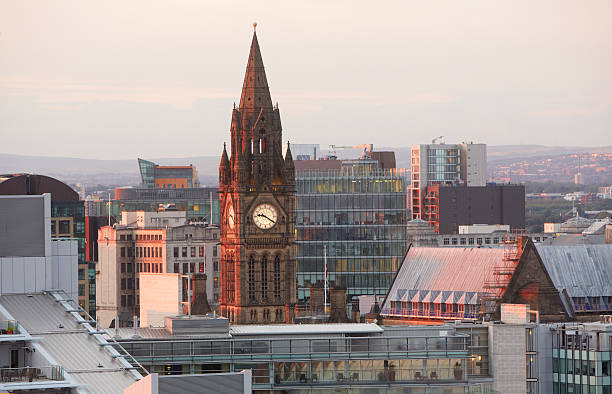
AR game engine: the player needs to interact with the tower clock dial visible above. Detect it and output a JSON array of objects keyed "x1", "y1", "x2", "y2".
[
  {"x1": 227, "y1": 203, "x2": 235, "y2": 230},
  {"x1": 253, "y1": 203, "x2": 278, "y2": 229}
]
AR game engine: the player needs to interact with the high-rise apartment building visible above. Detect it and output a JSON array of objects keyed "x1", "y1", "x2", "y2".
[
  {"x1": 410, "y1": 143, "x2": 486, "y2": 220},
  {"x1": 138, "y1": 158, "x2": 199, "y2": 189},
  {"x1": 218, "y1": 27, "x2": 297, "y2": 325},
  {"x1": 96, "y1": 212, "x2": 220, "y2": 328},
  {"x1": 294, "y1": 154, "x2": 409, "y2": 304}
]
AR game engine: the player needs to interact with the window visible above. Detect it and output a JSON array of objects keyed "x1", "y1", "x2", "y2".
[
  {"x1": 213, "y1": 276, "x2": 219, "y2": 289},
  {"x1": 78, "y1": 268, "x2": 86, "y2": 280},
  {"x1": 174, "y1": 263, "x2": 179, "y2": 273},
  {"x1": 183, "y1": 263, "x2": 188, "y2": 273},
  {"x1": 182, "y1": 247, "x2": 187, "y2": 257},
  {"x1": 214, "y1": 261, "x2": 219, "y2": 272},
  {"x1": 127, "y1": 247, "x2": 133, "y2": 257},
  {"x1": 213, "y1": 247, "x2": 218, "y2": 257},
  {"x1": 121, "y1": 263, "x2": 126, "y2": 273},
  {"x1": 174, "y1": 247, "x2": 179, "y2": 258},
  {"x1": 154, "y1": 248, "x2": 158, "y2": 258},
  {"x1": 199, "y1": 262, "x2": 204, "y2": 273},
  {"x1": 248, "y1": 256, "x2": 256, "y2": 301},
  {"x1": 460, "y1": 238, "x2": 466, "y2": 245},
  {"x1": 127, "y1": 279, "x2": 133, "y2": 290},
  {"x1": 191, "y1": 247, "x2": 196, "y2": 258},
  {"x1": 121, "y1": 247, "x2": 126, "y2": 257},
  {"x1": 127, "y1": 263, "x2": 133, "y2": 272},
  {"x1": 443, "y1": 238, "x2": 450, "y2": 245},
  {"x1": 452, "y1": 238, "x2": 458, "y2": 245},
  {"x1": 121, "y1": 295, "x2": 126, "y2": 307},
  {"x1": 468, "y1": 238, "x2": 474, "y2": 245},
  {"x1": 78, "y1": 284, "x2": 85, "y2": 297},
  {"x1": 199, "y1": 246, "x2": 205, "y2": 257},
  {"x1": 274, "y1": 256, "x2": 281, "y2": 299},
  {"x1": 121, "y1": 278, "x2": 126, "y2": 290},
  {"x1": 189, "y1": 263, "x2": 194, "y2": 273},
  {"x1": 127, "y1": 295, "x2": 133, "y2": 306}
]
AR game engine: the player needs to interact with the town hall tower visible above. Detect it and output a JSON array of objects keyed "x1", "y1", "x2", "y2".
[{"x1": 218, "y1": 25, "x2": 297, "y2": 324}]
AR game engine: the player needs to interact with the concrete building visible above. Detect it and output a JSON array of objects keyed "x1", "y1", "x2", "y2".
[
  {"x1": 0, "y1": 194, "x2": 78, "y2": 301},
  {"x1": 410, "y1": 142, "x2": 486, "y2": 220},
  {"x1": 96, "y1": 212, "x2": 220, "y2": 328},
  {"x1": 422, "y1": 183, "x2": 525, "y2": 234},
  {"x1": 459, "y1": 224, "x2": 510, "y2": 234},
  {"x1": 0, "y1": 174, "x2": 91, "y2": 314},
  {"x1": 138, "y1": 158, "x2": 199, "y2": 189}
]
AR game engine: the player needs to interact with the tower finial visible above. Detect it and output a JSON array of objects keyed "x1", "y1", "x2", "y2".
[{"x1": 253, "y1": 22, "x2": 257, "y2": 31}]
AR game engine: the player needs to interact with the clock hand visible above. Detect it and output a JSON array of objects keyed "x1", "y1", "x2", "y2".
[{"x1": 257, "y1": 213, "x2": 275, "y2": 223}]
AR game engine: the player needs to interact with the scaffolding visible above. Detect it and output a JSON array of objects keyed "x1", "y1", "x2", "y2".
[{"x1": 482, "y1": 234, "x2": 523, "y2": 316}]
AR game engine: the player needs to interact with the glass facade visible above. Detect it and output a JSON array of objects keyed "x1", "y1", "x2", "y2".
[
  {"x1": 296, "y1": 162, "x2": 408, "y2": 302},
  {"x1": 427, "y1": 148, "x2": 461, "y2": 184},
  {"x1": 89, "y1": 188, "x2": 220, "y2": 225},
  {"x1": 138, "y1": 158, "x2": 156, "y2": 188},
  {"x1": 50, "y1": 201, "x2": 92, "y2": 313},
  {"x1": 552, "y1": 327, "x2": 612, "y2": 394},
  {"x1": 117, "y1": 327, "x2": 494, "y2": 393}
]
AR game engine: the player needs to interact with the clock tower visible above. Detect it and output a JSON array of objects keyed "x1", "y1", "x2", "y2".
[{"x1": 218, "y1": 25, "x2": 297, "y2": 324}]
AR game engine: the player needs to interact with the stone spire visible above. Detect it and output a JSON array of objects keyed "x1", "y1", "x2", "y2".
[
  {"x1": 238, "y1": 27, "x2": 273, "y2": 120},
  {"x1": 219, "y1": 143, "x2": 230, "y2": 186}
]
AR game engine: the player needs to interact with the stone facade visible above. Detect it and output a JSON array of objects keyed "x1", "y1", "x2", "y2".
[
  {"x1": 218, "y1": 28, "x2": 297, "y2": 325},
  {"x1": 497, "y1": 239, "x2": 570, "y2": 322},
  {"x1": 489, "y1": 324, "x2": 527, "y2": 394}
]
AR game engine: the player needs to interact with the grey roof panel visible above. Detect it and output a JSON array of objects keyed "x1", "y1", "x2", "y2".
[
  {"x1": 0, "y1": 294, "x2": 140, "y2": 393},
  {"x1": 536, "y1": 244, "x2": 612, "y2": 298}
]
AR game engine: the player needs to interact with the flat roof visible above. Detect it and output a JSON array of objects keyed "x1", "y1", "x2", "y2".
[{"x1": 230, "y1": 323, "x2": 383, "y2": 336}]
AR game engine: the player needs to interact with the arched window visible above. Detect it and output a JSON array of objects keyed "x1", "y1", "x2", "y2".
[
  {"x1": 261, "y1": 255, "x2": 268, "y2": 300},
  {"x1": 248, "y1": 256, "x2": 256, "y2": 301},
  {"x1": 274, "y1": 255, "x2": 281, "y2": 299}
]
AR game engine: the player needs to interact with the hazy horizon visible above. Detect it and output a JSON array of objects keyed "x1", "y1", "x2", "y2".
[{"x1": 1, "y1": 1, "x2": 611, "y2": 159}]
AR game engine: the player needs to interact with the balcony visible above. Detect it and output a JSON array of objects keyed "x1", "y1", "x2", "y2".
[
  {"x1": 0, "y1": 365, "x2": 64, "y2": 383},
  {"x1": 0, "y1": 320, "x2": 20, "y2": 336}
]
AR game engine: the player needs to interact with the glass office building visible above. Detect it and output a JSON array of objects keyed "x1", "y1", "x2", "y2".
[
  {"x1": 114, "y1": 322, "x2": 495, "y2": 393},
  {"x1": 295, "y1": 160, "x2": 408, "y2": 302},
  {"x1": 88, "y1": 187, "x2": 220, "y2": 225},
  {"x1": 551, "y1": 323, "x2": 612, "y2": 394}
]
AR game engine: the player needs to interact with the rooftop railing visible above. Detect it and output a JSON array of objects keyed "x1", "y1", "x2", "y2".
[{"x1": 0, "y1": 366, "x2": 64, "y2": 383}]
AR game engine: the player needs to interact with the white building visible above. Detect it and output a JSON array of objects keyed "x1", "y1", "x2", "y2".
[{"x1": 458, "y1": 224, "x2": 510, "y2": 234}]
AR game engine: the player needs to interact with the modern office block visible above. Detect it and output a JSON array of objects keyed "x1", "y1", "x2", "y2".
[
  {"x1": 295, "y1": 159, "x2": 408, "y2": 303},
  {"x1": 138, "y1": 158, "x2": 199, "y2": 189}
]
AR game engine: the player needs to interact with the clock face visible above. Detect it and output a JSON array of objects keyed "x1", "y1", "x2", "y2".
[
  {"x1": 252, "y1": 203, "x2": 278, "y2": 230},
  {"x1": 227, "y1": 203, "x2": 235, "y2": 230}
]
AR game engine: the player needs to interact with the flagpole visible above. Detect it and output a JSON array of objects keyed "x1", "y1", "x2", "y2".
[{"x1": 324, "y1": 245, "x2": 328, "y2": 314}]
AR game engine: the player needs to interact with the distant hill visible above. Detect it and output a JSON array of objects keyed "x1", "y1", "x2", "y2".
[{"x1": 1, "y1": 145, "x2": 610, "y2": 186}]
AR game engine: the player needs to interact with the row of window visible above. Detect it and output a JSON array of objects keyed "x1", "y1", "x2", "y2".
[
  {"x1": 296, "y1": 178, "x2": 406, "y2": 194},
  {"x1": 297, "y1": 211, "x2": 406, "y2": 226},
  {"x1": 120, "y1": 233, "x2": 163, "y2": 241},
  {"x1": 249, "y1": 308, "x2": 284, "y2": 323},
  {"x1": 297, "y1": 225, "x2": 406, "y2": 241},
  {"x1": 172, "y1": 262, "x2": 205, "y2": 274},
  {"x1": 297, "y1": 240, "x2": 406, "y2": 259},
  {"x1": 248, "y1": 256, "x2": 282, "y2": 301},
  {"x1": 297, "y1": 194, "x2": 406, "y2": 211},
  {"x1": 120, "y1": 246, "x2": 163, "y2": 258},
  {"x1": 173, "y1": 246, "x2": 205, "y2": 258}
]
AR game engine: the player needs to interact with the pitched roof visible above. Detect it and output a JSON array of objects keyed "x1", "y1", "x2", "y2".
[
  {"x1": 535, "y1": 244, "x2": 612, "y2": 298},
  {"x1": 382, "y1": 246, "x2": 505, "y2": 311},
  {"x1": 0, "y1": 293, "x2": 142, "y2": 393}
]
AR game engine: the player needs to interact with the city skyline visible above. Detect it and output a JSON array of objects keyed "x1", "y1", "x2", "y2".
[{"x1": 1, "y1": 1, "x2": 611, "y2": 159}]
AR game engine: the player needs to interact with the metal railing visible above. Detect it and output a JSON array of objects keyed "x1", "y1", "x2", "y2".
[{"x1": 0, "y1": 365, "x2": 64, "y2": 383}]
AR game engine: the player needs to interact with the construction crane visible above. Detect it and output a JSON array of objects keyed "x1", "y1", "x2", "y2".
[
  {"x1": 328, "y1": 144, "x2": 374, "y2": 159},
  {"x1": 431, "y1": 136, "x2": 444, "y2": 144}
]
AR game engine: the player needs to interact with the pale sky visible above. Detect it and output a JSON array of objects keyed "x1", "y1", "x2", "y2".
[{"x1": 1, "y1": 1, "x2": 611, "y2": 159}]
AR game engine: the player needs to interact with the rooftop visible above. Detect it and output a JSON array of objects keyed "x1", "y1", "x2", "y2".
[{"x1": 0, "y1": 292, "x2": 143, "y2": 393}]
